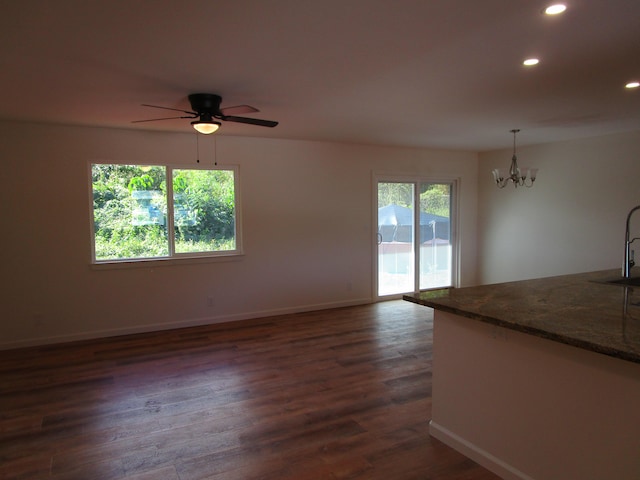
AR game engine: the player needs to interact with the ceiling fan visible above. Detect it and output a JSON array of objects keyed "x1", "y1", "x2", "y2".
[{"x1": 132, "y1": 93, "x2": 278, "y2": 134}]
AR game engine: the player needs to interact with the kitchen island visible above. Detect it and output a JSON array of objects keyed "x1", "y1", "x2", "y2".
[{"x1": 404, "y1": 269, "x2": 640, "y2": 480}]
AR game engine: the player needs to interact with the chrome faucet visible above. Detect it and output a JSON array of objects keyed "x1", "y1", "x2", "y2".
[{"x1": 623, "y1": 205, "x2": 640, "y2": 277}]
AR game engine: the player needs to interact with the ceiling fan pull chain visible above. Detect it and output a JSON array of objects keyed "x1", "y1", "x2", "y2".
[{"x1": 195, "y1": 131, "x2": 200, "y2": 163}]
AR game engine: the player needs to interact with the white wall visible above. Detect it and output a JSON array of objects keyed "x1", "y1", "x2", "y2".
[
  {"x1": 477, "y1": 130, "x2": 640, "y2": 285},
  {"x1": 0, "y1": 121, "x2": 478, "y2": 348}
]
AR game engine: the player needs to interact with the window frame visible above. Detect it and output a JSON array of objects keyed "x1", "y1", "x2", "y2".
[{"x1": 89, "y1": 162, "x2": 243, "y2": 267}]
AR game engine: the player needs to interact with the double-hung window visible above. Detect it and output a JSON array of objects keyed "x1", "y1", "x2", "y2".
[{"x1": 90, "y1": 163, "x2": 241, "y2": 263}]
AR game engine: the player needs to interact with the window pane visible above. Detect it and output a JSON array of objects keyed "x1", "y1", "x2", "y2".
[
  {"x1": 419, "y1": 183, "x2": 452, "y2": 289},
  {"x1": 92, "y1": 164, "x2": 168, "y2": 260},
  {"x1": 377, "y1": 182, "x2": 415, "y2": 296},
  {"x1": 173, "y1": 169, "x2": 236, "y2": 254}
]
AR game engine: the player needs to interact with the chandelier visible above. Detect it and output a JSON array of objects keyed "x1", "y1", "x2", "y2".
[{"x1": 492, "y1": 129, "x2": 538, "y2": 188}]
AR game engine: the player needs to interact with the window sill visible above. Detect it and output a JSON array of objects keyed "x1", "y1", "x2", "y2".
[{"x1": 91, "y1": 251, "x2": 245, "y2": 270}]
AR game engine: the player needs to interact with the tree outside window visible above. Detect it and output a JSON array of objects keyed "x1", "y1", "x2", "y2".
[{"x1": 91, "y1": 164, "x2": 239, "y2": 262}]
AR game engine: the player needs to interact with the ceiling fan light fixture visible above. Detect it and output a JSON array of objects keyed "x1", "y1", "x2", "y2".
[
  {"x1": 544, "y1": 4, "x2": 567, "y2": 15},
  {"x1": 191, "y1": 119, "x2": 221, "y2": 134}
]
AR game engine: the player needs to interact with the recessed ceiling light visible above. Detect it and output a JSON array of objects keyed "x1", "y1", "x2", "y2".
[
  {"x1": 523, "y1": 58, "x2": 540, "y2": 66},
  {"x1": 544, "y1": 4, "x2": 567, "y2": 15},
  {"x1": 625, "y1": 81, "x2": 640, "y2": 89}
]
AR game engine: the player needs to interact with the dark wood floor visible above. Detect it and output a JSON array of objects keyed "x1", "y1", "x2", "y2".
[{"x1": 0, "y1": 300, "x2": 500, "y2": 480}]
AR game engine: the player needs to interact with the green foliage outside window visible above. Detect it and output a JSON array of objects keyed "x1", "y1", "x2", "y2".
[
  {"x1": 172, "y1": 169, "x2": 236, "y2": 254},
  {"x1": 378, "y1": 182, "x2": 450, "y2": 218},
  {"x1": 91, "y1": 164, "x2": 237, "y2": 261},
  {"x1": 419, "y1": 184, "x2": 450, "y2": 218}
]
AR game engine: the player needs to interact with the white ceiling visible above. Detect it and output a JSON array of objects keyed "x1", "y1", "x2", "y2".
[{"x1": 1, "y1": 0, "x2": 639, "y2": 151}]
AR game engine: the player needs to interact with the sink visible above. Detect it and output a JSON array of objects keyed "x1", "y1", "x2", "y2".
[{"x1": 599, "y1": 276, "x2": 640, "y2": 287}]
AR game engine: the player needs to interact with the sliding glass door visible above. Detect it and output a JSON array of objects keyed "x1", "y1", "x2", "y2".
[{"x1": 377, "y1": 179, "x2": 455, "y2": 297}]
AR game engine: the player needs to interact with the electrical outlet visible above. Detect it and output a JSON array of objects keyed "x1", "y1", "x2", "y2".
[{"x1": 207, "y1": 296, "x2": 215, "y2": 307}]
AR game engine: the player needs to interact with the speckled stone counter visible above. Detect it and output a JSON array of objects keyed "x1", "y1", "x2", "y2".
[{"x1": 404, "y1": 269, "x2": 640, "y2": 364}]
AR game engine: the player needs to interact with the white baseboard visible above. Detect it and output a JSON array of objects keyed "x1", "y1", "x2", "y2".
[
  {"x1": 429, "y1": 421, "x2": 535, "y2": 480},
  {"x1": 1, "y1": 297, "x2": 373, "y2": 350}
]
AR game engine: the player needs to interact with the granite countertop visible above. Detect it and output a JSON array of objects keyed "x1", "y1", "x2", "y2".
[{"x1": 404, "y1": 269, "x2": 640, "y2": 364}]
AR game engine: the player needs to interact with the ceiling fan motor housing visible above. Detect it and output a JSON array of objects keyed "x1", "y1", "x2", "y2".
[{"x1": 188, "y1": 93, "x2": 222, "y2": 115}]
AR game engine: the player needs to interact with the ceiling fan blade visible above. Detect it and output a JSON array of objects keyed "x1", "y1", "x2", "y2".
[
  {"x1": 141, "y1": 104, "x2": 196, "y2": 115},
  {"x1": 223, "y1": 115, "x2": 279, "y2": 127},
  {"x1": 220, "y1": 104, "x2": 259, "y2": 115},
  {"x1": 132, "y1": 115, "x2": 196, "y2": 124}
]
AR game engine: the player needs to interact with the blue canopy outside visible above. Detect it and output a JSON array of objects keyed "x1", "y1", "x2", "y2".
[{"x1": 378, "y1": 204, "x2": 449, "y2": 242}]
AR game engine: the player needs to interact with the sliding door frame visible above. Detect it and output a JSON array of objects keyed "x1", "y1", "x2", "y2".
[{"x1": 372, "y1": 172, "x2": 460, "y2": 301}]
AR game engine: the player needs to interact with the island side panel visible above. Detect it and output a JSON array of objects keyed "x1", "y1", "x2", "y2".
[{"x1": 430, "y1": 310, "x2": 640, "y2": 480}]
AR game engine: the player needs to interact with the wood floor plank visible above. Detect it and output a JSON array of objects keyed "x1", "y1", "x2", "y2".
[{"x1": 0, "y1": 301, "x2": 500, "y2": 480}]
